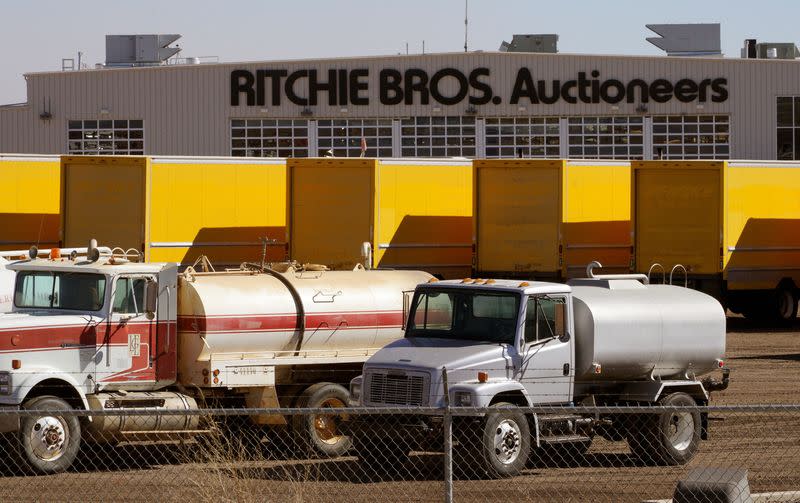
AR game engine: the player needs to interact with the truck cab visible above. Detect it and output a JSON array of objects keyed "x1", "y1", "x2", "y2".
[
  {"x1": 0, "y1": 247, "x2": 178, "y2": 474},
  {"x1": 353, "y1": 279, "x2": 575, "y2": 410}
]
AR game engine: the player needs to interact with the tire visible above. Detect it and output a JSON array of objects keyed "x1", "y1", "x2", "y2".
[
  {"x1": 627, "y1": 392, "x2": 700, "y2": 466},
  {"x1": 18, "y1": 396, "x2": 81, "y2": 475},
  {"x1": 775, "y1": 287, "x2": 798, "y2": 322},
  {"x1": 741, "y1": 288, "x2": 798, "y2": 322},
  {"x1": 462, "y1": 402, "x2": 530, "y2": 479},
  {"x1": 292, "y1": 383, "x2": 352, "y2": 458}
]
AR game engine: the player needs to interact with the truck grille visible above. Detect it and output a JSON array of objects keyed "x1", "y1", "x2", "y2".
[{"x1": 366, "y1": 371, "x2": 427, "y2": 406}]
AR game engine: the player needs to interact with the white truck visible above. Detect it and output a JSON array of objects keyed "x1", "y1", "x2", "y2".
[
  {"x1": 348, "y1": 267, "x2": 730, "y2": 478},
  {"x1": 0, "y1": 244, "x2": 431, "y2": 474}
]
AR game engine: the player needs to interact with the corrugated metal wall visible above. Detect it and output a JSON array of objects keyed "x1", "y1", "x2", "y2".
[{"x1": 1, "y1": 52, "x2": 799, "y2": 158}]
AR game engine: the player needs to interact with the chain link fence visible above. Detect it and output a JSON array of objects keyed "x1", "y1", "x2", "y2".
[{"x1": 0, "y1": 404, "x2": 799, "y2": 502}]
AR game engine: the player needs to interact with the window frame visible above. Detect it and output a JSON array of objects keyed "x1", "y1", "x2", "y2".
[
  {"x1": 400, "y1": 116, "x2": 477, "y2": 157},
  {"x1": 111, "y1": 275, "x2": 153, "y2": 317},
  {"x1": 652, "y1": 114, "x2": 730, "y2": 160},
  {"x1": 67, "y1": 119, "x2": 144, "y2": 155},
  {"x1": 524, "y1": 295, "x2": 567, "y2": 344},
  {"x1": 230, "y1": 118, "x2": 309, "y2": 158},
  {"x1": 14, "y1": 271, "x2": 108, "y2": 312},
  {"x1": 485, "y1": 117, "x2": 560, "y2": 159}
]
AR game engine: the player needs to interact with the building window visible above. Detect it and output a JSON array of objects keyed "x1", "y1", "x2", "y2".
[
  {"x1": 485, "y1": 117, "x2": 560, "y2": 158},
  {"x1": 400, "y1": 116, "x2": 476, "y2": 157},
  {"x1": 652, "y1": 115, "x2": 730, "y2": 160},
  {"x1": 567, "y1": 116, "x2": 644, "y2": 159},
  {"x1": 231, "y1": 119, "x2": 308, "y2": 157},
  {"x1": 67, "y1": 119, "x2": 144, "y2": 155},
  {"x1": 777, "y1": 97, "x2": 800, "y2": 160},
  {"x1": 317, "y1": 119, "x2": 393, "y2": 157}
]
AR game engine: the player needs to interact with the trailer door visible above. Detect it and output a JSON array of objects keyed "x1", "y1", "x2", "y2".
[{"x1": 635, "y1": 168, "x2": 720, "y2": 275}]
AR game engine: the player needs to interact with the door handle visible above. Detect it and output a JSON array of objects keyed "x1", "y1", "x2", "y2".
[{"x1": 563, "y1": 363, "x2": 570, "y2": 376}]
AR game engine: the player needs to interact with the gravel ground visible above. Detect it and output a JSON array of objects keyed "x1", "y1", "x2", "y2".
[{"x1": 4, "y1": 317, "x2": 800, "y2": 502}]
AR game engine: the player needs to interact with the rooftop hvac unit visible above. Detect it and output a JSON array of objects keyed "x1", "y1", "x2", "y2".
[
  {"x1": 499, "y1": 34, "x2": 558, "y2": 53},
  {"x1": 740, "y1": 39, "x2": 799, "y2": 59},
  {"x1": 105, "y1": 34, "x2": 181, "y2": 67}
]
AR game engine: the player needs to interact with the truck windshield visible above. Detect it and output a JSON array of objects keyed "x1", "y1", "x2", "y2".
[
  {"x1": 14, "y1": 271, "x2": 107, "y2": 311},
  {"x1": 406, "y1": 289, "x2": 520, "y2": 344}
]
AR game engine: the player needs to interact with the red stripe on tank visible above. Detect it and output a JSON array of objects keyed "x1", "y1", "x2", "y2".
[{"x1": 177, "y1": 311, "x2": 403, "y2": 333}]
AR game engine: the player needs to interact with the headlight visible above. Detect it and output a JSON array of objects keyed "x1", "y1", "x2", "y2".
[
  {"x1": 454, "y1": 391, "x2": 472, "y2": 407},
  {"x1": 0, "y1": 372, "x2": 11, "y2": 395},
  {"x1": 349, "y1": 376, "x2": 362, "y2": 402}
]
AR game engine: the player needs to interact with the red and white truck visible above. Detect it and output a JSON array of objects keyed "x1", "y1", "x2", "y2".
[{"x1": 0, "y1": 244, "x2": 430, "y2": 474}]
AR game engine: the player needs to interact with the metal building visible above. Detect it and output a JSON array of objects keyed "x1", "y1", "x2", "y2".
[{"x1": 2, "y1": 47, "x2": 800, "y2": 160}]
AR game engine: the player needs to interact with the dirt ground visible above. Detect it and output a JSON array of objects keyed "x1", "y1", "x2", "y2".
[{"x1": 4, "y1": 317, "x2": 800, "y2": 502}]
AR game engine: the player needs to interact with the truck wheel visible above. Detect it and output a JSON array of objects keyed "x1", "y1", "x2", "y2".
[
  {"x1": 18, "y1": 396, "x2": 81, "y2": 475},
  {"x1": 628, "y1": 393, "x2": 700, "y2": 466},
  {"x1": 466, "y1": 402, "x2": 530, "y2": 478},
  {"x1": 293, "y1": 383, "x2": 352, "y2": 458}
]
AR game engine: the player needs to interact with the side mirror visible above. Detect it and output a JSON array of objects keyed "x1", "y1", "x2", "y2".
[
  {"x1": 145, "y1": 280, "x2": 158, "y2": 320},
  {"x1": 554, "y1": 302, "x2": 567, "y2": 340}
]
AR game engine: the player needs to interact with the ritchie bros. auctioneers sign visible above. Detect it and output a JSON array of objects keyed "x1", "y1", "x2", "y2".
[{"x1": 230, "y1": 67, "x2": 728, "y2": 107}]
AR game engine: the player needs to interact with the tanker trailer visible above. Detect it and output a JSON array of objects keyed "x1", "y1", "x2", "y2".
[
  {"x1": 348, "y1": 266, "x2": 729, "y2": 478},
  {"x1": 0, "y1": 244, "x2": 431, "y2": 474}
]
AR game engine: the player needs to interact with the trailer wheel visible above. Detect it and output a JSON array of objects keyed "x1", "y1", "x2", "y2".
[
  {"x1": 463, "y1": 402, "x2": 530, "y2": 478},
  {"x1": 627, "y1": 392, "x2": 700, "y2": 466},
  {"x1": 293, "y1": 383, "x2": 352, "y2": 458},
  {"x1": 775, "y1": 286, "x2": 798, "y2": 321},
  {"x1": 18, "y1": 396, "x2": 81, "y2": 475}
]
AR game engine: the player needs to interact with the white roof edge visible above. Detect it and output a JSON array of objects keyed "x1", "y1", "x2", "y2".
[
  {"x1": 567, "y1": 160, "x2": 631, "y2": 167},
  {"x1": 0, "y1": 154, "x2": 59, "y2": 162},
  {"x1": 379, "y1": 157, "x2": 472, "y2": 166},
  {"x1": 22, "y1": 50, "x2": 794, "y2": 78},
  {"x1": 151, "y1": 156, "x2": 286, "y2": 165},
  {"x1": 727, "y1": 160, "x2": 800, "y2": 168}
]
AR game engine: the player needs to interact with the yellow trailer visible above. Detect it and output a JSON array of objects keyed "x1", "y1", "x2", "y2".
[
  {"x1": 632, "y1": 160, "x2": 800, "y2": 320},
  {"x1": 473, "y1": 159, "x2": 630, "y2": 280},
  {"x1": 287, "y1": 157, "x2": 472, "y2": 278},
  {"x1": 0, "y1": 154, "x2": 60, "y2": 251},
  {"x1": 61, "y1": 156, "x2": 286, "y2": 266}
]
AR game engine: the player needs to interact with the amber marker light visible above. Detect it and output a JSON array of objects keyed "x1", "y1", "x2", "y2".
[
  {"x1": 477, "y1": 371, "x2": 488, "y2": 383},
  {"x1": 11, "y1": 360, "x2": 21, "y2": 370}
]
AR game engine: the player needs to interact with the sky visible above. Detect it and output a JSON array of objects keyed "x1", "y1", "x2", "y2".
[{"x1": 1, "y1": 0, "x2": 799, "y2": 104}]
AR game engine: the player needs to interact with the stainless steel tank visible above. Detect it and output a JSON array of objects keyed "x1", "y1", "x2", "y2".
[{"x1": 568, "y1": 279, "x2": 726, "y2": 381}]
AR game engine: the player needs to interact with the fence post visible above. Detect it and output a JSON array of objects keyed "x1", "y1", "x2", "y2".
[{"x1": 442, "y1": 367, "x2": 453, "y2": 503}]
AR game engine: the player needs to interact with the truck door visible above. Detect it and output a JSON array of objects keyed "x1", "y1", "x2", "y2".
[
  {"x1": 98, "y1": 275, "x2": 156, "y2": 385},
  {"x1": 518, "y1": 296, "x2": 573, "y2": 404}
]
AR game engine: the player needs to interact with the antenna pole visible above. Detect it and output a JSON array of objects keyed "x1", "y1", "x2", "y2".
[{"x1": 464, "y1": 0, "x2": 468, "y2": 52}]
